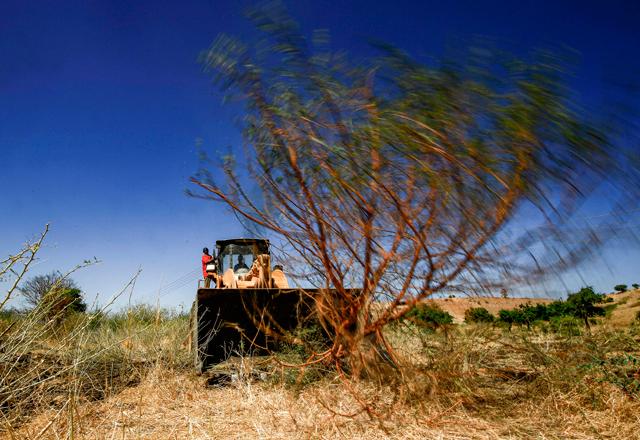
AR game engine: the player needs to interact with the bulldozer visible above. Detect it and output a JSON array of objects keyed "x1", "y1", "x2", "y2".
[{"x1": 191, "y1": 238, "x2": 317, "y2": 373}]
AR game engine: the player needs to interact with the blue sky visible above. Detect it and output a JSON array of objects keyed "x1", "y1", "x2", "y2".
[{"x1": 1, "y1": 0, "x2": 639, "y2": 309}]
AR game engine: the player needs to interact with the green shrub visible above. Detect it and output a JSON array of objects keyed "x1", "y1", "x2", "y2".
[
  {"x1": 614, "y1": 284, "x2": 628, "y2": 293},
  {"x1": 516, "y1": 303, "x2": 548, "y2": 329},
  {"x1": 582, "y1": 354, "x2": 640, "y2": 397},
  {"x1": 532, "y1": 303, "x2": 550, "y2": 320},
  {"x1": 603, "y1": 302, "x2": 618, "y2": 317},
  {"x1": 276, "y1": 324, "x2": 328, "y2": 359},
  {"x1": 546, "y1": 300, "x2": 571, "y2": 319},
  {"x1": 407, "y1": 303, "x2": 453, "y2": 329},
  {"x1": 498, "y1": 309, "x2": 517, "y2": 331},
  {"x1": 0, "y1": 308, "x2": 22, "y2": 322},
  {"x1": 550, "y1": 315, "x2": 582, "y2": 336},
  {"x1": 464, "y1": 307, "x2": 494, "y2": 324},
  {"x1": 632, "y1": 283, "x2": 639, "y2": 290}
]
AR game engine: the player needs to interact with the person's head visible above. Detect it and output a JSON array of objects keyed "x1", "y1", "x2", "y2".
[
  {"x1": 203, "y1": 247, "x2": 209, "y2": 255},
  {"x1": 238, "y1": 255, "x2": 244, "y2": 263}
]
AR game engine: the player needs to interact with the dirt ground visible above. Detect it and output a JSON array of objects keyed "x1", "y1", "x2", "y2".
[{"x1": 606, "y1": 289, "x2": 640, "y2": 327}]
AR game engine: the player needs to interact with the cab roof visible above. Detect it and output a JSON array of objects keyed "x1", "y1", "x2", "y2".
[{"x1": 215, "y1": 238, "x2": 270, "y2": 247}]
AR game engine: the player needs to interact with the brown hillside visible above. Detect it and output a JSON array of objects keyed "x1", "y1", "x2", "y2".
[{"x1": 605, "y1": 288, "x2": 640, "y2": 327}]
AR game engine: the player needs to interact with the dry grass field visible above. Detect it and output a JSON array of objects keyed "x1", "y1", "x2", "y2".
[{"x1": 3, "y1": 290, "x2": 640, "y2": 439}]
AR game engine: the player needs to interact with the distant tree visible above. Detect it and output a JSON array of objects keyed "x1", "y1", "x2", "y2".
[
  {"x1": 406, "y1": 303, "x2": 454, "y2": 330},
  {"x1": 498, "y1": 309, "x2": 517, "y2": 331},
  {"x1": 632, "y1": 283, "x2": 639, "y2": 290},
  {"x1": 511, "y1": 308, "x2": 528, "y2": 328},
  {"x1": 566, "y1": 286, "x2": 606, "y2": 331},
  {"x1": 517, "y1": 303, "x2": 545, "y2": 330},
  {"x1": 500, "y1": 288, "x2": 509, "y2": 299},
  {"x1": 19, "y1": 271, "x2": 75, "y2": 308},
  {"x1": 614, "y1": 284, "x2": 628, "y2": 293},
  {"x1": 19, "y1": 272, "x2": 87, "y2": 322},
  {"x1": 464, "y1": 307, "x2": 494, "y2": 324},
  {"x1": 546, "y1": 300, "x2": 571, "y2": 319},
  {"x1": 532, "y1": 303, "x2": 550, "y2": 321}
]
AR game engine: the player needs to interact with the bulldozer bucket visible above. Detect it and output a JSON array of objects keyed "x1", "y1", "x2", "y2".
[{"x1": 191, "y1": 287, "x2": 317, "y2": 373}]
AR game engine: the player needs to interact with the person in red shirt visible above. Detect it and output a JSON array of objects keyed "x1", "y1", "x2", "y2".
[{"x1": 202, "y1": 247, "x2": 215, "y2": 288}]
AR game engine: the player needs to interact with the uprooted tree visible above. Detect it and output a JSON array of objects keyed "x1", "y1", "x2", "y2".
[{"x1": 190, "y1": 6, "x2": 639, "y2": 374}]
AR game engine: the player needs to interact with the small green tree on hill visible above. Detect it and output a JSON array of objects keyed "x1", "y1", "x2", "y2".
[
  {"x1": 566, "y1": 286, "x2": 605, "y2": 331},
  {"x1": 517, "y1": 303, "x2": 540, "y2": 330},
  {"x1": 498, "y1": 309, "x2": 517, "y2": 331},
  {"x1": 546, "y1": 300, "x2": 570, "y2": 319},
  {"x1": 406, "y1": 303, "x2": 453, "y2": 331},
  {"x1": 465, "y1": 307, "x2": 494, "y2": 324},
  {"x1": 614, "y1": 284, "x2": 628, "y2": 293},
  {"x1": 632, "y1": 283, "x2": 639, "y2": 290}
]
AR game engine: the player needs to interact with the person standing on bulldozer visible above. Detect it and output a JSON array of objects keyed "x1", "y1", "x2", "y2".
[{"x1": 202, "y1": 247, "x2": 215, "y2": 288}]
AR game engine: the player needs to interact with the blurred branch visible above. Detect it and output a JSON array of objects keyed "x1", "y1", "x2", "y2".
[{"x1": 0, "y1": 224, "x2": 49, "y2": 310}]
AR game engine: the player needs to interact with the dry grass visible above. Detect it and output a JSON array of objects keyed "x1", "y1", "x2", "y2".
[
  {"x1": 0, "y1": 304, "x2": 190, "y2": 435},
  {"x1": 4, "y1": 311, "x2": 640, "y2": 440},
  {"x1": 5, "y1": 231, "x2": 638, "y2": 438},
  {"x1": 14, "y1": 367, "x2": 639, "y2": 439}
]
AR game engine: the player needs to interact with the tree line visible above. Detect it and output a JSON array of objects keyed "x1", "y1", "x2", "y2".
[{"x1": 408, "y1": 286, "x2": 624, "y2": 333}]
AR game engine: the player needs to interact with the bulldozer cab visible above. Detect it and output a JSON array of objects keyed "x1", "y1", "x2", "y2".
[
  {"x1": 191, "y1": 237, "x2": 359, "y2": 373},
  {"x1": 216, "y1": 238, "x2": 269, "y2": 277}
]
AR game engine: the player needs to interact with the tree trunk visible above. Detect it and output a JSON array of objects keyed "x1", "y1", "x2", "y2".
[{"x1": 583, "y1": 315, "x2": 591, "y2": 333}]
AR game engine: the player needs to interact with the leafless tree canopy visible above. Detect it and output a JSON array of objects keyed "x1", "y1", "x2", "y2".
[{"x1": 19, "y1": 271, "x2": 79, "y2": 309}]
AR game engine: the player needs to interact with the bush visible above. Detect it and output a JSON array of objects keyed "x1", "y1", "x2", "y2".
[
  {"x1": 464, "y1": 307, "x2": 494, "y2": 324},
  {"x1": 516, "y1": 303, "x2": 549, "y2": 329},
  {"x1": 276, "y1": 324, "x2": 328, "y2": 360},
  {"x1": 550, "y1": 315, "x2": 582, "y2": 336},
  {"x1": 0, "y1": 308, "x2": 22, "y2": 322},
  {"x1": 498, "y1": 309, "x2": 517, "y2": 331},
  {"x1": 632, "y1": 283, "x2": 639, "y2": 290},
  {"x1": 603, "y1": 302, "x2": 618, "y2": 317},
  {"x1": 407, "y1": 303, "x2": 454, "y2": 330},
  {"x1": 614, "y1": 284, "x2": 628, "y2": 293},
  {"x1": 546, "y1": 300, "x2": 571, "y2": 319}
]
